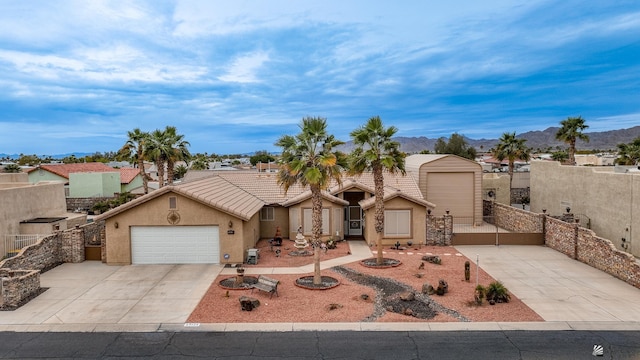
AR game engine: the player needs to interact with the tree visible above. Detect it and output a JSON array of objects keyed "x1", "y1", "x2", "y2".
[
  {"x1": 146, "y1": 126, "x2": 191, "y2": 188},
  {"x1": 249, "y1": 150, "x2": 276, "y2": 166},
  {"x1": 2, "y1": 163, "x2": 22, "y2": 173},
  {"x1": 276, "y1": 117, "x2": 346, "y2": 285},
  {"x1": 174, "y1": 164, "x2": 188, "y2": 180},
  {"x1": 190, "y1": 155, "x2": 209, "y2": 170},
  {"x1": 433, "y1": 133, "x2": 477, "y2": 160},
  {"x1": 555, "y1": 116, "x2": 589, "y2": 165},
  {"x1": 118, "y1": 128, "x2": 152, "y2": 194},
  {"x1": 349, "y1": 116, "x2": 406, "y2": 266},
  {"x1": 551, "y1": 150, "x2": 569, "y2": 163},
  {"x1": 492, "y1": 132, "x2": 530, "y2": 192},
  {"x1": 616, "y1": 137, "x2": 640, "y2": 165},
  {"x1": 162, "y1": 126, "x2": 191, "y2": 185}
]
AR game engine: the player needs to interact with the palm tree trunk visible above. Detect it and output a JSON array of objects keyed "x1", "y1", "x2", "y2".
[
  {"x1": 137, "y1": 151, "x2": 149, "y2": 194},
  {"x1": 311, "y1": 184, "x2": 323, "y2": 285},
  {"x1": 167, "y1": 159, "x2": 175, "y2": 185},
  {"x1": 373, "y1": 166, "x2": 385, "y2": 265},
  {"x1": 156, "y1": 159, "x2": 165, "y2": 188}
]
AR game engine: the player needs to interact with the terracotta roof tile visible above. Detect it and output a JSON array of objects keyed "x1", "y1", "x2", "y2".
[
  {"x1": 26, "y1": 162, "x2": 116, "y2": 179},
  {"x1": 119, "y1": 168, "x2": 141, "y2": 184}
]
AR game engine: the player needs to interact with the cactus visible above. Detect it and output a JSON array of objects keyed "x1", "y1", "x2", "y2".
[{"x1": 464, "y1": 261, "x2": 470, "y2": 281}]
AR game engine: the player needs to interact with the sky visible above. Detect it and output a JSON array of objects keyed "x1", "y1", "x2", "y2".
[{"x1": 1, "y1": 1, "x2": 639, "y2": 156}]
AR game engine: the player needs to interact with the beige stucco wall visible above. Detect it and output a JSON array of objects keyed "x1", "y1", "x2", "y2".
[
  {"x1": 531, "y1": 160, "x2": 640, "y2": 257},
  {"x1": 482, "y1": 173, "x2": 511, "y2": 205},
  {"x1": 103, "y1": 192, "x2": 259, "y2": 265},
  {"x1": 0, "y1": 179, "x2": 67, "y2": 256},
  {"x1": 287, "y1": 198, "x2": 344, "y2": 241},
  {"x1": 259, "y1": 206, "x2": 289, "y2": 240},
  {"x1": 363, "y1": 197, "x2": 427, "y2": 246}
]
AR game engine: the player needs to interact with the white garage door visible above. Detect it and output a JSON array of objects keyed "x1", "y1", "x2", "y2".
[{"x1": 131, "y1": 226, "x2": 220, "y2": 264}]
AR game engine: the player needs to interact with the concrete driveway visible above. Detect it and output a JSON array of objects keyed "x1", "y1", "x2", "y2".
[
  {"x1": 0, "y1": 262, "x2": 222, "y2": 329},
  {"x1": 455, "y1": 245, "x2": 640, "y2": 323}
]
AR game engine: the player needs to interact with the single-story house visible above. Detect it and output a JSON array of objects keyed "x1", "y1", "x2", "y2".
[
  {"x1": 26, "y1": 163, "x2": 142, "y2": 196},
  {"x1": 96, "y1": 170, "x2": 436, "y2": 265}
]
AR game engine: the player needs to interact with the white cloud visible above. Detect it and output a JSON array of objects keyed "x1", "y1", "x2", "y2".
[{"x1": 218, "y1": 51, "x2": 270, "y2": 83}]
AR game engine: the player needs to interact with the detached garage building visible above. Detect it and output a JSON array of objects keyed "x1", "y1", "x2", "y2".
[{"x1": 406, "y1": 154, "x2": 482, "y2": 225}]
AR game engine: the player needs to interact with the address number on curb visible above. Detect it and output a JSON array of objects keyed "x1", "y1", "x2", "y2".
[{"x1": 184, "y1": 323, "x2": 201, "y2": 327}]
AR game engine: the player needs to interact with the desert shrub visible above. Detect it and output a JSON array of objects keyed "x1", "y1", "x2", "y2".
[{"x1": 485, "y1": 281, "x2": 510, "y2": 303}]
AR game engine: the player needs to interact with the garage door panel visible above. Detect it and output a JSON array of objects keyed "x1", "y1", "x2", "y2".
[
  {"x1": 426, "y1": 172, "x2": 473, "y2": 218},
  {"x1": 131, "y1": 226, "x2": 220, "y2": 265}
]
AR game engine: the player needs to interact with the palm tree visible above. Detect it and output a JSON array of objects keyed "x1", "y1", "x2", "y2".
[
  {"x1": 118, "y1": 128, "x2": 152, "y2": 194},
  {"x1": 555, "y1": 116, "x2": 589, "y2": 165},
  {"x1": 147, "y1": 129, "x2": 170, "y2": 188},
  {"x1": 349, "y1": 116, "x2": 406, "y2": 266},
  {"x1": 276, "y1": 117, "x2": 346, "y2": 285},
  {"x1": 493, "y1": 132, "x2": 530, "y2": 193},
  {"x1": 616, "y1": 137, "x2": 640, "y2": 165},
  {"x1": 162, "y1": 126, "x2": 191, "y2": 185}
]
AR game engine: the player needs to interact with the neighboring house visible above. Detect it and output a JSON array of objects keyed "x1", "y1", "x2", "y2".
[
  {"x1": 406, "y1": 154, "x2": 483, "y2": 225},
  {"x1": 96, "y1": 169, "x2": 436, "y2": 266},
  {"x1": 256, "y1": 162, "x2": 280, "y2": 173},
  {"x1": 26, "y1": 162, "x2": 141, "y2": 196},
  {"x1": 531, "y1": 160, "x2": 640, "y2": 257},
  {"x1": 0, "y1": 173, "x2": 86, "y2": 258}
]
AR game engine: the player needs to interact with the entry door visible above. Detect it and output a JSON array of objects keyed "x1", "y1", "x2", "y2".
[{"x1": 348, "y1": 206, "x2": 362, "y2": 236}]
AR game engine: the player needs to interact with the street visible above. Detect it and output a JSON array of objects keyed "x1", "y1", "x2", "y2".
[{"x1": 0, "y1": 331, "x2": 639, "y2": 359}]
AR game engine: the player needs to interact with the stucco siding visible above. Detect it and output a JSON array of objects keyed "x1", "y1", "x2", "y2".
[
  {"x1": 363, "y1": 197, "x2": 426, "y2": 246},
  {"x1": 259, "y1": 206, "x2": 289, "y2": 240},
  {"x1": 531, "y1": 160, "x2": 640, "y2": 257},
  {"x1": 0, "y1": 181, "x2": 67, "y2": 256},
  {"x1": 104, "y1": 192, "x2": 251, "y2": 265},
  {"x1": 69, "y1": 172, "x2": 121, "y2": 198}
]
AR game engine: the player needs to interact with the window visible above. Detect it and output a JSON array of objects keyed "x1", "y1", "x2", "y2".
[
  {"x1": 260, "y1": 207, "x2": 275, "y2": 221},
  {"x1": 384, "y1": 210, "x2": 411, "y2": 237},
  {"x1": 303, "y1": 208, "x2": 330, "y2": 235},
  {"x1": 169, "y1": 196, "x2": 177, "y2": 209}
]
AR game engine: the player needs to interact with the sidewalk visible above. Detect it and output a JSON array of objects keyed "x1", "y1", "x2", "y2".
[{"x1": 1, "y1": 242, "x2": 640, "y2": 332}]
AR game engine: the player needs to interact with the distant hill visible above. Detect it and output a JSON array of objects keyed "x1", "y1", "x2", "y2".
[{"x1": 338, "y1": 126, "x2": 640, "y2": 153}]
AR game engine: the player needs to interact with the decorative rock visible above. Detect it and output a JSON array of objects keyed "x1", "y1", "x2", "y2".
[
  {"x1": 239, "y1": 296, "x2": 260, "y2": 311},
  {"x1": 403, "y1": 308, "x2": 414, "y2": 316},
  {"x1": 399, "y1": 291, "x2": 415, "y2": 301},
  {"x1": 422, "y1": 283, "x2": 435, "y2": 295},
  {"x1": 360, "y1": 294, "x2": 369, "y2": 300},
  {"x1": 421, "y1": 255, "x2": 441, "y2": 265},
  {"x1": 436, "y1": 279, "x2": 448, "y2": 296},
  {"x1": 418, "y1": 262, "x2": 425, "y2": 270}
]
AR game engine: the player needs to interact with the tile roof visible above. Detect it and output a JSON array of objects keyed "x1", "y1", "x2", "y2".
[
  {"x1": 183, "y1": 170, "x2": 424, "y2": 205},
  {"x1": 99, "y1": 169, "x2": 427, "y2": 222},
  {"x1": 26, "y1": 162, "x2": 116, "y2": 179},
  {"x1": 119, "y1": 168, "x2": 141, "y2": 184},
  {"x1": 96, "y1": 176, "x2": 263, "y2": 222},
  {"x1": 359, "y1": 186, "x2": 436, "y2": 210}
]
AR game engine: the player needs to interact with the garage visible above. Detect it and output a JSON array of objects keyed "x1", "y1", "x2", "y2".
[
  {"x1": 131, "y1": 226, "x2": 220, "y2": 264},
  {"x1": 426, "y1": 172, "x2": 474, "y2": 219}
]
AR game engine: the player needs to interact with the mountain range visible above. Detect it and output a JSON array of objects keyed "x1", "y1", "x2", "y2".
[
  {"x1": 339, "y1": 126, "x2": 640, "y2": 154},
  {"x1": 2, "y1": 126, "x2": 639, "y2": 159}
]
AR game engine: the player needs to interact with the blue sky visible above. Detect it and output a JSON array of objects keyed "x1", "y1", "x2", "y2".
[{"x1": 1, "y1": 1, "x2": 639, "y2": 155}]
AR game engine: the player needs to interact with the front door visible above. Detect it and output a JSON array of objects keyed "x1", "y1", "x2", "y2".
[{"x1": 347, "y1": 206, "x2": 362, "y2": 236}]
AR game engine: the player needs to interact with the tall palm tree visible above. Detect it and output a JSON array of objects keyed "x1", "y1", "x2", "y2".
[
  {"x1": 147, "y1": 129, "x2": 170, "y2": 188},
  {"x1": 276, "y1": 117, "x2": 346, "y2": 285},
  {"x1": 555, "y1": 116, "x2": 589, "y2": 165},
  {"x1": 118, "y1": 128, "x2": 152, "y2": 194},
  {"x1": 162, "y1": 126, "x2": 191, "y2": 185},
  {"x1": 493, "y1": 132, "x2": 530, "y2": 193},
  {"x1": 349, "y1": 116, "x2": 406, "y2": 266}
]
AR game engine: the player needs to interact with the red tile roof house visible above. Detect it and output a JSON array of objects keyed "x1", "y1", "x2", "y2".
[
  {"x1": 94, "y1": 155, "x2": 482, "y2": 266},
  {"x1": 26, "y1": 163, "x2": 143, "y2": 197}
]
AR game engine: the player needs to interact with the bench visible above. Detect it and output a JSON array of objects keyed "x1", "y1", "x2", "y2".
[{"x1": 251, "y1": 275, "x2": 279, "y2": 298}]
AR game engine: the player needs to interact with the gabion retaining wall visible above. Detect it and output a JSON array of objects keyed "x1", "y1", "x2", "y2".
[{"x1": 0, "y1": 269, "x2": 40, "y2": 308}]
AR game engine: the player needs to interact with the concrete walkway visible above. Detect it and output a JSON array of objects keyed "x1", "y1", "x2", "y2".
[{"x1": 1, "y1": 242, "x2": 640, "y2": 332}]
